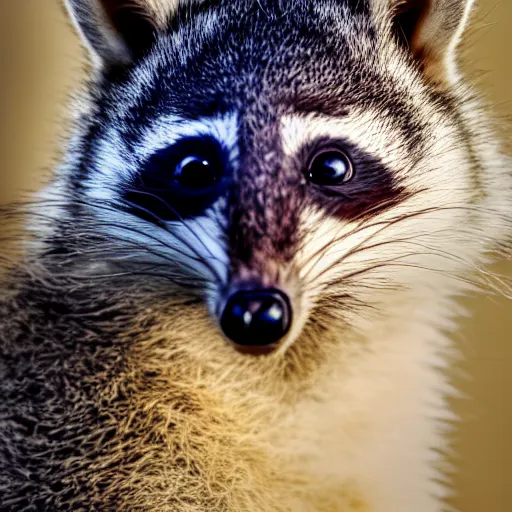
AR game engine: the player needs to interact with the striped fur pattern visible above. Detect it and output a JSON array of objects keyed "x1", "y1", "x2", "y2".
[{"x1": 0, "y1": 0, "x2": 510, "y2": 510}]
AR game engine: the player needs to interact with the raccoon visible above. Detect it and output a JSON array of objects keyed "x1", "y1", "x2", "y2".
[{"x1": 0, "y1": 0, "x2": 510, "y2": 510}]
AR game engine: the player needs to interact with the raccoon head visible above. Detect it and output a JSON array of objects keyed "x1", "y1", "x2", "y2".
[{"x1": 45, "y1": 0, "x2": 509, "y2": 355}]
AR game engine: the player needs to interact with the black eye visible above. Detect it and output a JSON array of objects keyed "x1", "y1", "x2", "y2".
[
  {"x1": 125, "y1": 136, "x2": 229, "y2": 221},
  {"x1": 173, "y1": 155, "x2": 219, "y2": 191},
  {"x1": 307, "y1": 148, "x2": 354, "y2": 186}
]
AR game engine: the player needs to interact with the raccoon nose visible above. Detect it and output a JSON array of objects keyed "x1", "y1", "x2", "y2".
[{"x1": 220, "y1": 289, "x2": 292, "y2": 347}]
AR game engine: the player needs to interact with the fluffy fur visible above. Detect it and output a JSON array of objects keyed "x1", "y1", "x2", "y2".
[{"x1": 0, "y1": 0, "x2": 511, "y2": 510}]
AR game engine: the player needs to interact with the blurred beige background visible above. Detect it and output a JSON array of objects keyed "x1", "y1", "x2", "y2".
[{"x1": 0, "y1": 1, "x2": 510, "y2": 510}]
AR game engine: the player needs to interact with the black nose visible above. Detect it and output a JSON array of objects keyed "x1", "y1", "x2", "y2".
[{"x1": 220, "y1": 289, "x2": 292, "y2": 347}]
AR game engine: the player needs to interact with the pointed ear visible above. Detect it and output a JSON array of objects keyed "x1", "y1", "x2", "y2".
[
  {"x1": 64, "y1": 0, "x2": 171, "y2": 67},
  {"x1": 385, "y1": 0, "x2": 476, "y2": 84}
]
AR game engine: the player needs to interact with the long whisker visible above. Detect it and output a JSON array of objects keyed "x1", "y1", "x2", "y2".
[
  {"x1": 322, "y1": 257, "x2": 492, "y2": 298},
  {"x1": 59, "y1": 219, "x2": 219, "y2": 279},
  {"x1": 301, "y1": 200, "x2": 511, "y2": 286},
  {"x1": 120, "y1": 188, "x2": 225, "y2": 264},
  {"x1": 2, "y1": 198, "x2": 225, "y2": 284},
  {"x1": 301, "y1": 206, "x2": 443, "y2": 284},
  {"x1": 0, "y1": 203, "x2": 225, "y2": 289},
  {"x1": 117, "y1": 197, "x2": 224, "y2": 282}
]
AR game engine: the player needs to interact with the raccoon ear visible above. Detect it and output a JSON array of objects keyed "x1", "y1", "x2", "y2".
[
  {"x1": 387, "y1": 0, "x2": 476, "y2": 84},
  {"x1": 64, "y1": 0, "x2": 170, "y2": 67}
]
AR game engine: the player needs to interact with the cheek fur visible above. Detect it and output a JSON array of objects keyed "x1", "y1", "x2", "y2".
[{"x1": 295, "y1": 179, "x2": 483, "y2": 310}]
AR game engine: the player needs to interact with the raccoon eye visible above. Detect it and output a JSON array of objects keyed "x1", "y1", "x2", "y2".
[
  {"x1": 307, "y1": 148, "x2": 354, "y2": 186},
  {"x1": 173, "y1": 155, "x2": 219, "y2": 190},
  {"x1": 125, "y1": 136, "x2": 229, "y2": 220}
]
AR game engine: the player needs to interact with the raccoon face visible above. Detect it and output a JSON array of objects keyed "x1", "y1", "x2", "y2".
[{"x1": 57, "y1": 0, "x2": 510, "y2": 354}]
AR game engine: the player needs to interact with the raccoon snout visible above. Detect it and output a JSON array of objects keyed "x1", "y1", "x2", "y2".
[{"x1": 219, "y1": 288, "x2": 292, "y2": 349}]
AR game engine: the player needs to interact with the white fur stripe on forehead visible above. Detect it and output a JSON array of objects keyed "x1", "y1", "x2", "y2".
[
  {"x1": 282, "y1": 107, "x2": 472, "y2": 194},
  {"x1": 136, "y1": 113, "x2": 239, "y2": 161},
  {"x1": 280, "y1": 111, "x2": 413, "y2": 174},
  {"x1": 84, "y1": 112, "x2": 238, "y2": 202}
]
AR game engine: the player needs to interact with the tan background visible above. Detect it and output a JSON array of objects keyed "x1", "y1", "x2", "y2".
[{"x1": 0, "y1": 1, "x2": 510, "y2": 510}]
